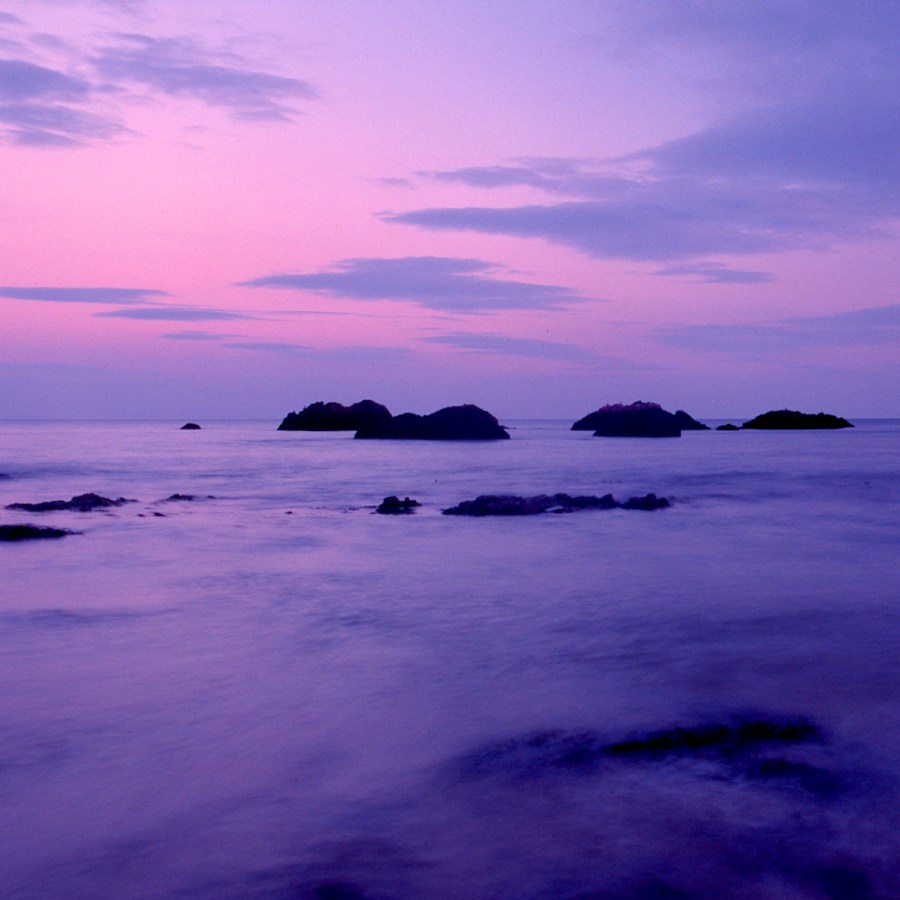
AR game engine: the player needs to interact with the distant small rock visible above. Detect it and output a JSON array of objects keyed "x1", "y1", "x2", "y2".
[
  {"x1": 180, "y1": 422, "x2": 201, "y2": 430},
  {"x1": 356, "y1": 404, "x2": 510, "y2": 440},
  {"x1": 716, "y1": 423, "x2": 740, "y2": 431},
  {"x1": 442, "y1": 492, "x2": 668, "y2": 516},
  {"x1": 572, "y1": 401, "x2": 682, "y2": 437},
  {"x1": 375, "y1": 496, "x2": 421, "y2": 514},
  {"x1": 5, "y1": 493, "x2": 136, "y2": 513},
  {"x1": 278, "y1": 400, "x2": 392, "y2": 432},
  {"x1": 0, "y1": 523, "x2": 76, "y2": 541},
  {"x1": 741, "y1": 409, "x2": 853, "y2": 429}
]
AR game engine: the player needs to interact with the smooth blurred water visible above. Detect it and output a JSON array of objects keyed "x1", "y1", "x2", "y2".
[{"x1": 0, "y1": 419, "x2": 898, "y2": 898}]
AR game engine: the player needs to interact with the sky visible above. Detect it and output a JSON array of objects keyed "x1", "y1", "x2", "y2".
[{"x1": 1, "y1": 0, "x2": 897, "y2": 420}]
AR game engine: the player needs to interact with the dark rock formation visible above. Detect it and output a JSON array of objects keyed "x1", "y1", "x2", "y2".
[
  {"x1": 460, "y1": 715, "x2": 827, "y2": 784},
  {"x1": 442, "y1": 491, "x2": 668, "y2": 516},
  {"x1": 375, "y1": 496, "x2": 421, "y2": 514},
  {"x1": 180, "y1": 422, "x2": 201, "y2": 430},
  {"x1": 716, "y1": 423, "x2": 740, "y2": 431},
  {"x1": 0, "y1": 523, "x2": 76, "y2": 541},
  {"x1": 572, "y1": 401, "x2": 682, "y2": 437},
  {"x1": 355, "y1": 404, "x2": 509, "y2": 440},
  {"x1": 278, "y1": 400, "x2": 392, "y2": 432},
  {"x1": 673, "y1": 410, "x2": 710, "y2": 431},
  {"x1": 741, "y1": 409, "x2": 853, "y2": 429},
  {"x1": 5, "y1": 493, "x2": 136, "y2": 513}
]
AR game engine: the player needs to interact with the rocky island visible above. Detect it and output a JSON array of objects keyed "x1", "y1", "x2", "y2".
[
  {"x1": 741, "y1": 409, "x2": 853, "y2": 429},
  {"x1": 355, "y1": 404, "x2": 509, "y2": 440},
  {"x1": 278, "y1": 399, "x2": 392, "y2": 431},
  {"x1": 572, "y1": 401, "x2": 692, "y2": 437}
]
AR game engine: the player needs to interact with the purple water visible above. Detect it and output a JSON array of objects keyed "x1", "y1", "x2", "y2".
[{"x1": 1, "y1": 420, "x2": 898, "y2": 898}]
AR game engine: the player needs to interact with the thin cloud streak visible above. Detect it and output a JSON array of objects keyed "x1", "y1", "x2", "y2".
[
  {"x1": 0, "y1": 286, "x2": 168, "y2": 304},
  {"x1": 239, "y1": 256, "x2": 592, "y2": 312}
]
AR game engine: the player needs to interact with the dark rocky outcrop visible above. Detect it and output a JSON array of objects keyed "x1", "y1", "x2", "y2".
[
  {"x1": 375, "y1": 496, "x2": 421, "y2": 514},
  {"x1": 278, "y1": 400, "x2": 392, "y2": 432},
  {"x1": 741, "y1": 409, "x2": 853, "y2": 429},
  {"x1": 442, "y1": 492, "x2": 668, "y2": 516},
  {"x1": 355, "y1": 404, "x2": 509, "y2": 440},
  {"x1": 5, "y1": 493, "x2": 136, "y2": 513},
  {"x1": 180, "y1": 422, "x2": 201, "y2": 430},
  {"x1": 0, "y1": 523, "x2": 77, "y2": 541},
  {"x1": 572, "y1": 401, "x2": 682, "y2": 437},
  {"x1": 716, "y1": 423, "x2": 740, "y2": 431},
  {"x1": 460, "y1": 715, "x2": 828, "y2": 786},
  {"x1": 673, "y1": 410, "x2": 710, "y2": 431}
]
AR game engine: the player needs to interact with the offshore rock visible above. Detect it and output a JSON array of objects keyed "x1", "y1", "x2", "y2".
[
  {"x1": 442, "y1": 492, "x2": 666, "y2": 516},
  {"x1": 716, "y1": 423, "x2": 740, "y2": 431},
  {"x1": 278, "y1": 400, "x2": 392, "y2": 432},
  {"x1": 375, "y1": 496, "x2": 421, "y2": 514},
  {"x1": 180, "y1": 422, "x2": 201, "y2": 430},
  {"x1": 673, "y1": 410, "x2": 710, "y2": 431},
  {"x1": 0, "y1": 523, "x2": 77, "y2": 541},
  {"x1": 355, "y1": 404, "x2": 509, "y2": 440},
  {"x1": 5, "y1": 493, "x2": 136, "y2": 513},
  {"x1": 572, "y1": 401, "x2": 682, "y2": 437},
  {"x1": 741, "y1": 409, "x2": 853, "y2": 429}
]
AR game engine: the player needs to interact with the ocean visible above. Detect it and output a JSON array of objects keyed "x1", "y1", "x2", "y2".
[{"x1": 1, "y1": 419, "x2": 897, "y2": 899}]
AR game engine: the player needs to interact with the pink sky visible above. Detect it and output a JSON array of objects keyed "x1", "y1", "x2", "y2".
[{"x1": 1, "y1": 0, "x2": 897, "y2": 419}]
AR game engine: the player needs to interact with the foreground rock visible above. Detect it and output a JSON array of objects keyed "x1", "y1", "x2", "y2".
[
  {"x1": 0, "y1": 524, "x2": 77, "y2": 541},
  {"x1": 278, "y1": 400, "x2": 392, "y2": 432},
  {"x1": 5, "y1": 493, "x2": 136, "y2": 513},
  {"x1": 375, "y1": 496, "x2": 421, "y2": 514},
  {"x1": 572, "y1": 401, "x2": 682, "y2": 437},
  {"x1": 741, "y1": 409, "x2": 853, "y2": 429},
  {"x1": 356, "y1": 404, "x2": 509, "y2": 440},
  {"x1": 442, "y1": 492, "x2": 669, "y2": 516}
]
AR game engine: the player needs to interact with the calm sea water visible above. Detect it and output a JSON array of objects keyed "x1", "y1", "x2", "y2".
[{"x1": 0, "y1": 419, "x2": 897, "y2": 899}]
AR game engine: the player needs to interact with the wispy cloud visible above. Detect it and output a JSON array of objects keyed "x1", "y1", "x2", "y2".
[
  {"x1": 655, "y1": 303, "x2": 900, "y2": 352},
  {"x1": 0, "y1": 285, "x2": 168, "y2": 303},
  {"x1": 388, "y1": 5, "x2": 899, "y2": 280},
  {"x1": 421, "y1": 332, "x2": 592, "y2": 361},
  {"x1": 95, "y1": 306, "x2": 252, "y2": 321},
  {"x1": 92, "y1": 33, "x2": 316, "y2": 121},
  {"x1": 161, "y1": 329, "x2": 232, "y2": 341},
  {"x1": 238, "y1": 256, "x2": 592, "y2": 312}
]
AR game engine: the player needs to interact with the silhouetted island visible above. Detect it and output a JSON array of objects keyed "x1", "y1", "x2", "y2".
[
  {"x1": 355, "y1": 404, "x2": 509, "y2": 440},
  {"x1": 278, "y1": 400, "x2": 392, "y2": 431},
  {"x1": 442, "y1": 492, "x2": 670, "y2": 515},
  {"x1": 673, "y1": 410, "x2": 710, "y2": 431},
  {"x1": 741, "y1": 409, "x2": 853, "y2": 430},
  {"x1": 716, "y1": 423, "x2": 740, "y2": 431},
  {"x1": 572, "y1": 401, "x2": 684, "y2": 437},
  {"x1": 180, "y1": 422, "x2": 201, "y2": 430},
  {"x1": 0, "y1": 524, "x2": 77, "y2": 541}
]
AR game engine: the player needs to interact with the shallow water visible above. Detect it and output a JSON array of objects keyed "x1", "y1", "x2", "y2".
[{"x1": 1, "y1": 419, "x2": 898, "y2": 898}]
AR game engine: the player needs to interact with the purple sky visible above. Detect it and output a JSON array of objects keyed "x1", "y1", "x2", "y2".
[{"x1": 1, "y1": 1, "x2": 897, "y2": 419}]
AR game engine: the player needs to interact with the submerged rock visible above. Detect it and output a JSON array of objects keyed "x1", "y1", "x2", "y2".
[
  {"x1": 180, "y1": 422, "x2": 201, "y2": 430},
  {"x1": 572, "y1": 401, "x2": 682, "y2": 437},
  {"x1": 0, "y1": 523, "x2": 77, "y2": 541},
  {"x1": 442, "y1": 492, "x2": 667, "y2": 516},
  {"x1": 375, "y1": 496, "x2": 421, "y2": 514},
  {"x1": 741, "y1": 409, "x2": 853, "y2": 429},
  {"x1": 278, "y1": 400, "x2": 392, "y2": 432},
  {"x1": 355, "y1": 404, "x2": 509, "y2": 440},
  {"x1": 5, "y1": 493, "x2": 136, "y2": 513}
]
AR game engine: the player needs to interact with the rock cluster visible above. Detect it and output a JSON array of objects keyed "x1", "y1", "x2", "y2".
[
  {"x1": 375, "y1": 496, "x2": 422, "y2": 514},
  {"x1": 442, "y1": 492, "x2": 669, "y2": 516},
  {"x1": 356, "y1": 404, "x2": 509, "y2": 440},
  {"x1": 278, "y1": 400, "x2": 392, "y2": 432},
  {"x1": 5, "y1": 493, "x2": 136, "y2": 513}
]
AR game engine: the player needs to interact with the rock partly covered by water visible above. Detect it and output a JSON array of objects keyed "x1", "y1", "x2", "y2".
[
  {"x1": 375, "y1": 496, "x2": 421, "y2": 514},
  {"x1": 741, "y1": 409, "x2": 853, "y2": 429},
  {"x1": 278, "y1": 400, "x2": 392, "y2": 432},
  {"x1": 355, "y1": 404, "x2": 510, "y2": 440},
  {"x1": 442, "y1": 492, "x2": 669, "y2": 516},
  {"x1": 0, "y1": 523, "x2": 77, "y2": 541},
  {"x1": 572, "y1": 401, "x2": 683, "y2": 437},
  {"x1": 5, "y1": 493, "x2": 136, "y2": 513}
]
